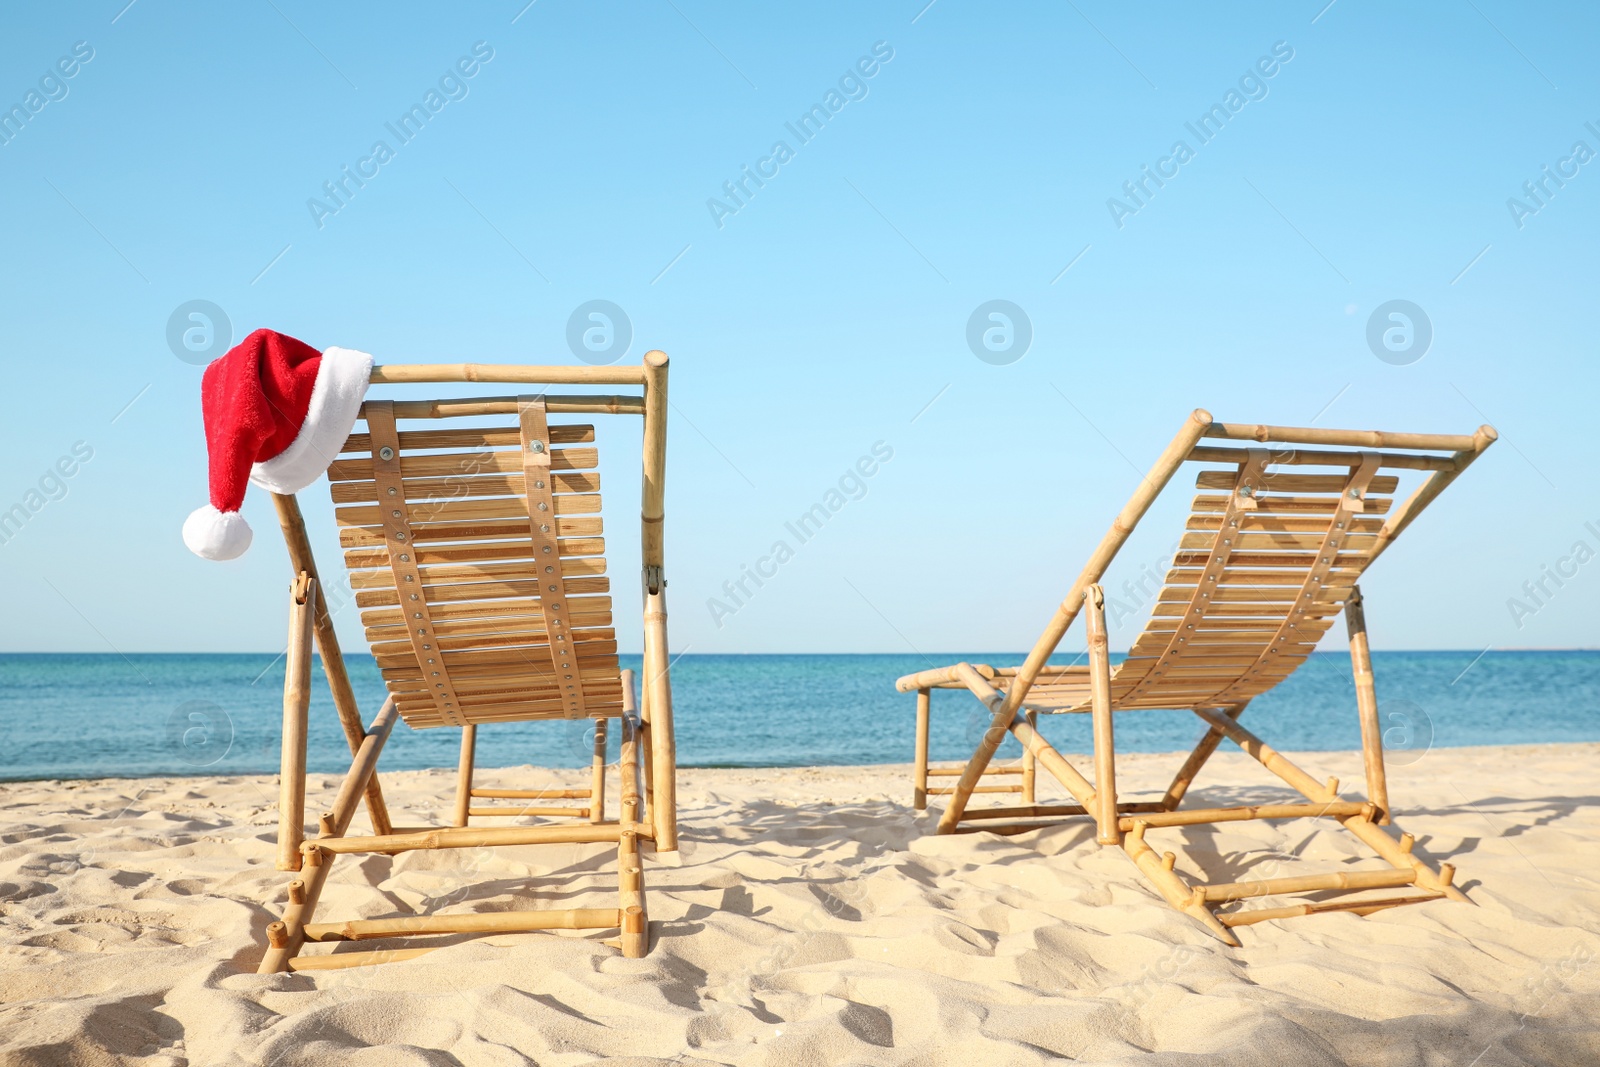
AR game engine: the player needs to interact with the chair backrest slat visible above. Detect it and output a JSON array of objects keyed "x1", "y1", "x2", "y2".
[
  {"x1": 1011, "y1": 415, "x2": 1495, "y2": 715},
  {"x1": 1112, "y1": 448, "x2": 1274, "y2": 708},
  {"x1": 1110, "y1": 447, "x2": 1390, "y2": 709},
  {"x1": 331, "y1": 399, "x2": 624, "y2": 730}
]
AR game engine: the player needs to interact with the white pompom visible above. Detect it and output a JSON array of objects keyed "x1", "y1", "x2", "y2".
[{"x1": 183, "y1": 505, "x2": 253, "y2": 560}]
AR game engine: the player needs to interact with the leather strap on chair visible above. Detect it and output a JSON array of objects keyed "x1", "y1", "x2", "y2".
[
  {"x1": 366, "y1": 401, "x2": 465, "y2": 726},
  {"x1": 1117, "y1": 448, "x2": 1272, "y2": 707},
  {"x1": 1211, "y1": 449, "x2": 1383, "y2": 705},
  {"x1": 519, "y1": 396, "x2": 591, "y2": 720}
]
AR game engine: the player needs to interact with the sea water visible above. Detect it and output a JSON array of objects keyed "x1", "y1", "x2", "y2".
[{"x1": 0, "y1": 651, "x2": 1596, "y2": 781}]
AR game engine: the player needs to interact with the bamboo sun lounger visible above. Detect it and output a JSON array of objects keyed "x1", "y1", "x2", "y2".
[
  {"x1": 258, "y1": 355, "x2": 678, "y2": 972},
  {"x1": 899, "y1": 410, "x2": 1496, "y2": 944}
]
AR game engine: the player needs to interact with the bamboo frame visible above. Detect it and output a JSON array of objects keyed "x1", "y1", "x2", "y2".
[
  {"x1": 1200, "y1": 867, "x2": 1416, "y2": 903},
  {"x1": 1118, "y1": 801, "x2": 1370, "y2": 831},
  {"x1": 1196, "y1": 710, "x2": 1465, "y2": 903},
  {"x1": 640, "y1": 351, "x2": 678, "y2": 853},
  {"x1": 928, "y1": 766, "x2": 1023, "y2": 776},
  {"x1": 590, "y1": 717, "x2": 609, "y2": 824},
  {"x1": 312, "y1": 822, "x2": 625, "y2": 856},
  {"x1": 1188, "y1": 444, "x2": 1458, "y2": 471},
  {"x1": 369, "y1": 364, "x2": 647, "y2": 386},
  {"x1": 371, "y1": 395, "x2": 644, "y2": 420},
  {"x1": 935, "y1": 409, "x2": 1215, "y2": 833},
  {"x1": 1218, "y1": 892, "x2": 1444, "y2": 928},
  {"x1": 1366, "y1": 426, "x2": 1497, "y2": 565},
  {"x1": 1007, "y1": 706, "x2": 1096, "y2": 809},
  {"x1": 926, "y1": 784, "x2": 1021, "y2": 796},
  {"x1": 258, "y1": 700, "x2": 649, "y2": 970},
  {"x1": 467, "y1": 805, "x2": 589, "y2": 818},
  {"x1": 913, "y1": 688, "x2": 931, "y2": 810},
  {"x1": 260, "y1": 698, "x2": 399, "y2": 973},
  {"x1": 1189, "y1": 707, "x2": 1334, "y2": 802},
  {"x1": 257, "y1": 355, "x2": 675, "y2": 971},
  {"x1": 903, "y1": 412, "x2": 1494, "y2": 942},
  {"x1": 303, "y1": 908, "x2": 621, "y2": 941},
  {"x1": 625, "y1": 668, "x2": 652, "y2": 826},
  {"x1": 277, "y1": 573, "x2": 315, "y2": 871},
  {"x1": 1160, "y1": 702, "x2": 1247, "y2": 810},
  {"x1": 617, "y1": 695, "x2": 649, "y2": 957},
  {"x1": 896, "y1": 663, "x2": 998, "y2": 691},
  {"x1": 272, "y1": 493, "x2": 391, "y2": 835},
  {"x1": 1123, "y1": 821, "x2": 1237, "y2": 943},
  {"x1": 962, "y1": 800, "x2": 1167, "y2": 821},
  {"x1": 1020, "y1": 710, "x2": 1037, "y2": 804},
  {"x1": 453, "y1": 725, "x2": 476, "y2": 828},
  {"x1": 915, "y1": 700, "x2": 1033, "y2": 807},
  {"x1": 1085, "y1": 586, "x2": 1119, "y2": 845},
  {"x1": 641, "y1": 352, "x2": 669, "y2": 576},
  {"x1": 1200, "y1": 423, "x2": 1482, "y2": 451},
  {"x1": 1345, "y1": 586, "x2": 1390, "y2": 823}
]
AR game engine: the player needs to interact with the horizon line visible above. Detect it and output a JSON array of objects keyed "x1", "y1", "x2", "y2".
[{"x1": 2, "y1": 648, "x2": 1597, "y2": 657}]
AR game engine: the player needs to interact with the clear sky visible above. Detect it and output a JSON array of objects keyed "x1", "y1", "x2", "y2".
[{"x1": 0, "y1": 1, "x2": 1595, "y2": 657}]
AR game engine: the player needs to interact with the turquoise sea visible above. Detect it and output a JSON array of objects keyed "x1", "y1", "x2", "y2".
[{"x1": 1, "y1": 652, "x2": 1596, "y2": 781}]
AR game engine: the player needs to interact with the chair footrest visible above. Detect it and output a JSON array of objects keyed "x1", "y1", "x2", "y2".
[
  {"x1": 1119, "y1": 801, "x2": 1372, "y2": 831},
  {"x1": 962, "y1": 801, "x2": 1169, "y2": 822},
  {"x1": 312, "y1": 823, "x2": 628, "y2": 855},
  {"x1": 303, "y1": 907, "x2": 623, "y2": 942},
  {"x1": 1218, "y1": 891, "x2": 1443, "y2": 928},
  {"x1": 471, "y1": 788, "x2": 591, "y2": 800},
  {"x1": 927, "y1": 784, "x2": 1022, "y2": 796},
  {"x1": 1201, "y1": 867, "x2": 1418, "y2": 903},
  {"x1": 927, "y1": 766, "x2": 1023, "y2": 777},
  {"x1": 468, "y1": 805, "x2": 590, "y2": 818}
]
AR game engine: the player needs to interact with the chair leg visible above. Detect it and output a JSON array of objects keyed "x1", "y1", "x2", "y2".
[
  {"x1": 913, "y1": 688, "x2": 931, "y2": 810},
  {"x1": 1019, "y1": 709, "x2": 1037, "y2": 805},
  {"x1": 1190, "y1": 707, "x2": 1467, "y2": 904},
  {"x1": 960, "y1": 664, "x2": 1099, "y2": 813},
  {"x1": 590, "y1": 718, "x2": 608, "y2": 824},
  {"x1": 621, "y1": 669, "x2": 652, "y2": 828},
  {"x1": 272, "y1": 492, "x2": 392, "y2": 836},
  {"x1": 1345, "y1": 585, "x2": 1392, "y2": 824},
  {"x1": 278, "y1": 573, "x2": 315, "y2": 871},
  {"x1": 617, "y1": 709, "x2": 648, "y2": 957},
  {"x1": 638, "y1": 718, "x2": 654, "y2": 828},
  {"x1": 260, "y1": 698, "x2": 399, "y2": 973},
  {"x1": 453, "y1": 724, "x2": 477, "y2": 828},
  {"x1": 935, "y1": 669, "x2": 1022, "y2": 833},
  {"x1": 1086, "y1": 586, "x2": 1120, "y2": 845},
  {"x1": 1122, "y1": 822, "x2": 1240, "y2": 946},
  {"x1": 1119, "y1": 704, "x2": 1466, "y2": 946},
  {"x1": 1161, "y1": 702, "x2": 1250, "y2": 811},
  {"x1": 642, "y1": 587, "x2": 678, "y2": 852},
  {"x1": 915, "y1": 664, "x2": 1463, "y2": 944},
  {"x1": 261, "y1": 849, "x2": 333, "y2": 973}
]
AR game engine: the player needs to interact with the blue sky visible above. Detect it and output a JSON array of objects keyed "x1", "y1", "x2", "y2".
[{"x1": 0, "y1": 1, "x2": 1595, "y2": 656}]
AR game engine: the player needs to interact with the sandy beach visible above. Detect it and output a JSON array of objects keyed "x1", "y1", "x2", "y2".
[{"x1": 2, "y1": 744, "x2": 1598, "y2": 1066}]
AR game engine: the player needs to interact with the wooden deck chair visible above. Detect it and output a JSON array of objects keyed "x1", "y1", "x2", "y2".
[
  {"x1": 257, "y1": 354, "x2": 679, "y2": 973},
  {"x1": 899, "y1": 410, "x2": 1496, "y2": 944}
]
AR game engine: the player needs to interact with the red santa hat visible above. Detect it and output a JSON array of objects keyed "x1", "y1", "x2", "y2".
[{"x1": 183, "y1": 328, "x2": 372, "y2": 560}]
